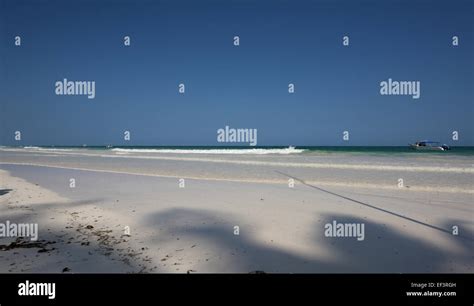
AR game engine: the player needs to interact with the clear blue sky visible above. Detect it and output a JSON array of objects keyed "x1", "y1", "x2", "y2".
[{"x1": 1, "y1": 0, "x2": 473, "y2": 146}]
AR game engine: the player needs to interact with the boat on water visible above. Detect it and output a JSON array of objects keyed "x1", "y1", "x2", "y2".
[{"x1": 409, "y1": 141, "x2": 450, "y2": 151}]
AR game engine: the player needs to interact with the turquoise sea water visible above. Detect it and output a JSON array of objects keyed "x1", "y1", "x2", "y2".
[{"x1": 5, "y1": 145, "x2": 474, "y2": 156}]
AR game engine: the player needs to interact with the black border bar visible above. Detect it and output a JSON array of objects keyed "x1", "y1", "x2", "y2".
[{"x1": 0, "y1": 273, "x2": 471, "y2": 305}]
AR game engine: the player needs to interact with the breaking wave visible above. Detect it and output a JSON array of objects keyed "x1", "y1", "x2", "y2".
[{"x1": 111, "y1": 147, "x2": 306, "y2": 155}]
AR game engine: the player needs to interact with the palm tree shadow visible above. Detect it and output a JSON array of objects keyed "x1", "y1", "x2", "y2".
[
  {"x1": 144, "y1": 208, "x2": 473, "y2": 273},
  {"x1": 313, "y1": 214, "x2": 473, "y2": 273}
]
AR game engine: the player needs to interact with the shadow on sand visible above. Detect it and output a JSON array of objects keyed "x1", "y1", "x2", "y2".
[
  {"x1": 0, "y1": 189, "x2": 13, "y2": 196},
  {"x1": 144, "y1": 207, "x2": 473, "y2": 273}
]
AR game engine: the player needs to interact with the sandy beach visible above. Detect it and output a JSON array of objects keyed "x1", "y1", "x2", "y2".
[{"x1": 0, "y1": 147, "x2": 472, "y2": 273}]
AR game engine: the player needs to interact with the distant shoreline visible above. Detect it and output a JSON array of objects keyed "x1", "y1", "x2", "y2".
[{"x1": 2, "y1": 145, "x2": 474, "y2": 156}]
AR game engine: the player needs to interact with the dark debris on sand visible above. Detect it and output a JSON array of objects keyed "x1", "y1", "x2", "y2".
[{"x1": 0, "y1": 237, "x2": 56, "y2": 253}]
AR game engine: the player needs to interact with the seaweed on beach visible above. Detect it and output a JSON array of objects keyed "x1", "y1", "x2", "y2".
[{"x1": 0, "y1": 237, "x2": 56, "y2": 252}]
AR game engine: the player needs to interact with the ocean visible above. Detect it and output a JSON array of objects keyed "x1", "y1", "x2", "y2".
[
  {"x1": 8, "y1": 145, "x2": 474, "y2": 156},
  {"x1": 1, "y1": 144, "x2": 472, "y2": 194}
]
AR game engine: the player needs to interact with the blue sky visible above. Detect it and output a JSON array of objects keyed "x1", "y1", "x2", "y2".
[{"x1": 1, "y1": 0, "x2": 473, "y2": 146}]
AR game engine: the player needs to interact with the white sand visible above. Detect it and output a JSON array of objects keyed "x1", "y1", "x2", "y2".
[{"x1": 0, "y1": 149, "x2": 472, "y2": 273}]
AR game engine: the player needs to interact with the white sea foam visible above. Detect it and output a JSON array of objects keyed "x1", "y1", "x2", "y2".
[
  {"x1": 111, "y1": 147, "x2": 306, "y2": 155},
  {"x1": 24, "y1": 147, "x2": 75, "y2": 152},
  {"x1": 2, "y1": 147, "x2": 472, "y2": 173}
]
